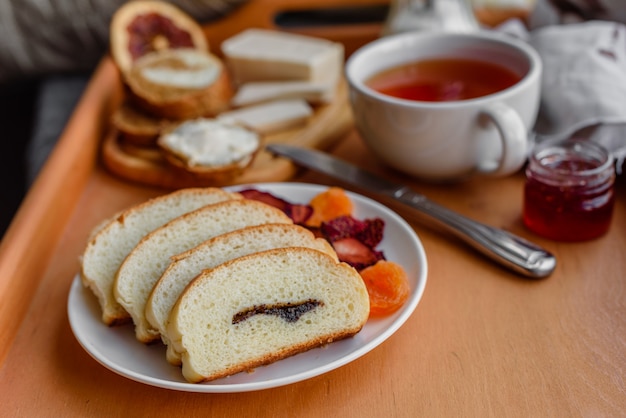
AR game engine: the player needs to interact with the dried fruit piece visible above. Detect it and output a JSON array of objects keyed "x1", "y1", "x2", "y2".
[
  {"x1": 321, "y1": 216, "x2": 384, "y2": 249},
  {"x1": 359, "y1": 260, "x2": 410, "y2": 317},
  {"x1": 239, "y1": 189, "x2": 313, "y2": 225},
  {"x1": 330, "y1": 237, "x2": 385, "y2": 271},
  {"x1": 305, "y1": 187, "x2": 354, "y2": 228},
  {"x1": 110, "y1": 1, "x2": 208, "y2": 73},
  {"x1": 240, "y1": 188, "x2": 386, "y2": 269}
]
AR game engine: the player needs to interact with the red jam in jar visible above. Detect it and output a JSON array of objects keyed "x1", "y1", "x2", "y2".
[{"x1": 523, "y1": 139, "x2": 615, "y2": 241}]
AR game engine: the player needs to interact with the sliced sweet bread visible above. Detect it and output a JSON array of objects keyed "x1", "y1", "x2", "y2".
[
  {"x1": 124, "y1": 49, "x2": 233, "y2": 120},
  {"x1": 167, "y1": 247, "x2": 370, "y2": 383},
  {"x1": 145, "y1": 223, "x2": 337, "y2": 365},
  {"x1": 114, "y1": 199, "x2": 293, "y2": 343},
  {"x1": 79, "y1": 187, "x2": 239, "y2": 325}
]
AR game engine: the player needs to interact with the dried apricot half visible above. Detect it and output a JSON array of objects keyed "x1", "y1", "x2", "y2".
[
  {"x1": 305, "y1": 187, "x2": 354, "y2": 228},
  {"x1": 359, "y1": 260, "x2": 410, "y2": 317}
]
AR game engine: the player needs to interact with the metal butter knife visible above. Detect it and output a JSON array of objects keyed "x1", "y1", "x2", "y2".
[{"x1": 267, "y1": 144, "x2": 556, "y2": 278}]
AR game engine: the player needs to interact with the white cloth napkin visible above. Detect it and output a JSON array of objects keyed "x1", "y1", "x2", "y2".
[
  {"x1": 529, "y1": 21, "x2": 626, "y2": 159},
  {"x1": 495, "y1": 8, "x2": 626, "y2": 171}
]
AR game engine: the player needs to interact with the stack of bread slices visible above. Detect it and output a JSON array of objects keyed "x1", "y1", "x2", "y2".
[
  {"x1": 106, "y1": 1, "x2": 344, "y2": 187},
  {"x1": 79, "y1": 187, "x2": 370, "y2": 383}
]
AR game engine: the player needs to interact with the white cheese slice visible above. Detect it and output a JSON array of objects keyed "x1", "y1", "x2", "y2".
[
  {"x1": 217, "y1": 99, "x2": 313, "y2": 135},
  {"x1": 221, "y1": 28, "x2": 344, "y2": 85},
  {"x1": 231, "y1": 80, "x2": 337, "y2": 107}
]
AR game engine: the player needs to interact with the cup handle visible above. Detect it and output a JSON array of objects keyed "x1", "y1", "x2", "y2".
[{"x1": 478, "y1": 102, "x2": 528, "y2": 176}]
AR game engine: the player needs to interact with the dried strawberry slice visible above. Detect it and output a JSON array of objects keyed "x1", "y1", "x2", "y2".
[
  {"x1": 239, "y1": 189, "x2": 313, "y2": 225},
  {"x1": 239, "y1": 189, "x2": 288, "y2": 209},
  {"x1": 286, "y1": 204, "x2": 314, "y2": 226},
  {"x1": 321, "y1": 216, "x2": 384, "y2": 248},
  {"x1": 330, "y1": 237, "x2": 385, "y2": 271},
  {"x1": 321, "y1": 215, "x2": 386, "y2": 270},
  {"x1": 356, "y1": 218, "x2": 385, "y2": 249}
]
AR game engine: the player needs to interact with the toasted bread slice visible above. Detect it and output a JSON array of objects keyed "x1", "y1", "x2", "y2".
[
  {"x1": 157, "y1": 118, "x2": 260, "y2": 181},
  {"x1": 125, "y1": 49, "x2": 233, "y2": 120},
  {"x1": 79, "y1": 188, "x2": 239, "y2": 325},
  {"x1": 112, "y1": 101, "x2": 173, "y2": 147},
  {"x1": 114, "y1": 199, "x2": 293, "y2": 343},
  {"x1": 167, "y1": 247, "x2": 370, "y2": 383},
  {"x1": 145, "y1": 223, "x2": 337, "y2": 365}
]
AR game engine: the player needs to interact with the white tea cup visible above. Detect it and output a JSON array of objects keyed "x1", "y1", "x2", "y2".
[{"x1": 345, "y1": 30, "x2": 542, "y2": 182}]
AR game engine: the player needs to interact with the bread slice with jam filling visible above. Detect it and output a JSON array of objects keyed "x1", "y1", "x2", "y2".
[{"x1": 167, "y1": 247, "x2": 370, "y2": 383}]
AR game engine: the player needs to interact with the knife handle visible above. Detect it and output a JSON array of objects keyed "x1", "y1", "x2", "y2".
[{"x1": 396, "y1": 191, "x2": 556, "y2": 278}]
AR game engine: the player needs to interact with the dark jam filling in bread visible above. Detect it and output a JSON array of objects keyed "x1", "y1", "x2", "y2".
[{"x1": 232, "y1": 300, "x2": 323, "y2": 324}]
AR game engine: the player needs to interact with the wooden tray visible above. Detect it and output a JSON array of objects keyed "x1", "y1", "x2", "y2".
[{"x1": 1, "y1": 0, "x2": 625, "y2": 415}]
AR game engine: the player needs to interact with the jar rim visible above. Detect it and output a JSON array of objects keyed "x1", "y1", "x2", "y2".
[{"x1": 530, "y1": 138, "x2": 615, "y2": 179}]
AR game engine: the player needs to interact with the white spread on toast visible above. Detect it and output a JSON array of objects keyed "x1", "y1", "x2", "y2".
[
  {"x1": 140, "y1": 50, "x2": 221, "y2": 89},
  {"x1": 160, "y1": 119, "x2": 259, "y2": 166}
]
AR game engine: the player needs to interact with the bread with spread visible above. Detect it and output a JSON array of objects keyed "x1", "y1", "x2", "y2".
[
  {"x1": 157, "y1": 118, "x2": 260, "y2": 180},
  {"x1": 124, "y1": 49, "x2": 234, "y2": 120},
  {"x1": 167, "y1": 247, "x2": 370, "y2": 383},
  {"x1": 145, "y1": 223, "x2": 338, "y2": 365},
  {"x1": 113, "y1": 199, "x2": 293, "y2": 343},
  {"x1": 79, "y1": 187, "x2": 239, "y2": 325}
]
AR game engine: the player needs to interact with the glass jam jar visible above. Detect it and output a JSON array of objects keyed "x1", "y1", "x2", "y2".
[{"x1": 523, "y1": 138, "x2": 615, "y2": 241}]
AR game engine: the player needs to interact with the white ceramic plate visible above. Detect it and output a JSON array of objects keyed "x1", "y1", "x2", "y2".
[{"x1": 68, "y1": 182, "x2": 428, "y2": 393}]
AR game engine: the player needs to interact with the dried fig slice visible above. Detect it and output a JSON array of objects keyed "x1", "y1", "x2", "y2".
[{"x1": 110, "y1": 0, "x2": 208, "y2": 73}]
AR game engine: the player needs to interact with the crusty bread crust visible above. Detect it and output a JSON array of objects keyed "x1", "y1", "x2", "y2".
[
  {"x1": 159, "y1": 149, "x2": 254, "y2": 181},
  {"x1": 193, "y1": 326, "x2": 363, "y2": 383}
]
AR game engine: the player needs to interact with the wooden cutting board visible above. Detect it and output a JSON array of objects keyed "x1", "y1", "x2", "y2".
[{"x1": 101, "y1": 78, "x2": 353, "y2": 189}]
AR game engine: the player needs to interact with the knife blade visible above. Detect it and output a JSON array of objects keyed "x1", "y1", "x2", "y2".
[{"x1": 266, "y1": 144, "x2": 556, "y2": 278}]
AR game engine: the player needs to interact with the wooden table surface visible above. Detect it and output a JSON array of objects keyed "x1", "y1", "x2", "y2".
[{"x1": 1, "y1": 1, "x2": 624, "y2": 416}]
